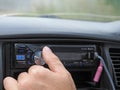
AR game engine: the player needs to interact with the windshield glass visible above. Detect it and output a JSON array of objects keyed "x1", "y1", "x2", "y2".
[{"x1": 0, "y1": 0, "x2": 120, "y2": 22}]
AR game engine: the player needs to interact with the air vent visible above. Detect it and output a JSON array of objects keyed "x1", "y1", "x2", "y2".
[{"x1": 109, "y1": 48, "x2": 120, "y2": 87}]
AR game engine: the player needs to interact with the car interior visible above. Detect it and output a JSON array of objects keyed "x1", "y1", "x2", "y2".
[
  {"x1": 0, "y1": 16, "x2": 119, "y2": 90},
  {"x1": 0, "y1": 0, "x2": 120, "y2": 90}
]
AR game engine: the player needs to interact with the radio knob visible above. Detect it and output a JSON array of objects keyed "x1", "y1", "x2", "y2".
[{"x1": 34, "y1": 51, "x2": 45, "y2": 65}]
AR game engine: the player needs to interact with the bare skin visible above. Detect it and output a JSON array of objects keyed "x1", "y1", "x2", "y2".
[{"x1": 3, "y1": 46, "x2": 76, "y2": 90}]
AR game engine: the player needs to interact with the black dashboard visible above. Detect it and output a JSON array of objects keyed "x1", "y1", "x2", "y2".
[{"x1": 0, "y1": 17, "x2": 120, "y2": 90}]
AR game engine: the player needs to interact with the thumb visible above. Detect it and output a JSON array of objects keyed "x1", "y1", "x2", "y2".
[
  {"x1": 3, "y1": 77, "x2": 18, "y2": 90},
  {"x1": 42, "y1": 46, "x2": 65, "y2": 72}
]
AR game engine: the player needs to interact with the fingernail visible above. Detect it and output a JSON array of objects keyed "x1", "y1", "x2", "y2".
[{"x1": 43, "y1": 46, "x2": 52, "y2": 53}]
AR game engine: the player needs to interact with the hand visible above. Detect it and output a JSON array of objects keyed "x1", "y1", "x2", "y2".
[{"x1": 3, "y1": 46, "x2": 76, "y2": 90}]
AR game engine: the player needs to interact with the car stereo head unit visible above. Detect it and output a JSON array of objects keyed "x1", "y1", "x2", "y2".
[{"x1": 14, "y1": 43, "x2": 98, "y2": 70}]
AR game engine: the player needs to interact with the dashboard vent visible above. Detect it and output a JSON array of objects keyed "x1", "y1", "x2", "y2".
[{"x1": 109, "y1": 48, "x2": 120, "y2": 87}]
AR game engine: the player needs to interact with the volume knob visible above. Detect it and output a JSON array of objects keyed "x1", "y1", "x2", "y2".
[{"x1": 34, "y1": 51, "x2": 45, "y2": 65}]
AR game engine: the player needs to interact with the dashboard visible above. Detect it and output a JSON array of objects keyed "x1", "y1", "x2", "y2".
[{"x1": 0, "y1": 17, "x2": 120, "y2": 90}]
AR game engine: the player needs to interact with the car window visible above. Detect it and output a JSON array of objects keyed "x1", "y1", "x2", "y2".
[{"x1": 0, "y1": 0, "x2": 120, "y2": 22}]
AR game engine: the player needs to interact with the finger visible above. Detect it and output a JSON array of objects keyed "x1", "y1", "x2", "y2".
[
  {"x1": 28, "y1": 65, "x2": 51, "y2": 77},
  {"x1": 17, "y1": 72, "x2": 29, "y2": 90},
  {"x1": 42, "y1": 46, "x2": 66, "y2": 72},
  {"x1": 17, "y1": 72, "x2": 28, "y2": 84},
  {"x1": 3, "y1": 77, "x2": 18, "y2": 90}
]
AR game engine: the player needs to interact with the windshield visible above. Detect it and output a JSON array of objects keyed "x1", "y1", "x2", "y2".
[{"x1": 0, "y1": 0, "x2": 120, "y2": 22}]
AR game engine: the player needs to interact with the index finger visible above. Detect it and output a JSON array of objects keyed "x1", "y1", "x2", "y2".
[{"x1": 42, "y1": 46, "x2": 66, "y2": 73}]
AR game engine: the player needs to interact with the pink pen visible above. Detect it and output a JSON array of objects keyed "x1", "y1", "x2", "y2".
[{"x1": 93, "y1": 62, "x2": 103, "y2": 83}]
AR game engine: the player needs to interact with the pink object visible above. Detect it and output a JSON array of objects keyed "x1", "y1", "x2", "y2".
[{"x1": 93, "y1": 62, "x2": 103, "y2": 82}]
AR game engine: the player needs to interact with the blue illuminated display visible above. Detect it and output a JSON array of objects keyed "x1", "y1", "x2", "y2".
[{"x1": 16, "y1": 55, "x2": 25, "y2": 60}]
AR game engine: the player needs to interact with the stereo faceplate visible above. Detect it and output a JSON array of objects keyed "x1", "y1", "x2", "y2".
[{"x1": 14, "y1": 43, "x2": 97, "y2": 70}]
